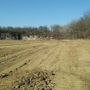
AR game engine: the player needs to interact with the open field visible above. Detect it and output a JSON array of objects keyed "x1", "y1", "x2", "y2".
[{"x1": 0, "y1": 40, "x2": 90, "y2": 90}]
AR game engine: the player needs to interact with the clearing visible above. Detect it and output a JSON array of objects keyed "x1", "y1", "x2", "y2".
[{"x1": 0, "y1": 40, "x2": 90, "y2": 90}]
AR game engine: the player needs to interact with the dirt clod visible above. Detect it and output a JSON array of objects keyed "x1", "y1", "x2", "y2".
[
  {"x1": 1, "y1": 73, "x2": 9, "y2": 78},
  {"x1": 12, "y1": 69, "x2": 55, "y2": 90}
]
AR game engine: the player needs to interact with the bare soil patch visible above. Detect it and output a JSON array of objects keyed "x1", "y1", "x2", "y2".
[{"x1": 0, "y1": 40, "x2": 90, "y2": 90}]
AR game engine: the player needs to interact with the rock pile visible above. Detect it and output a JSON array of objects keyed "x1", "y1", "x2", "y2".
[{"x1": 12, "y1": 69, "x2": 56, "y2": 90}]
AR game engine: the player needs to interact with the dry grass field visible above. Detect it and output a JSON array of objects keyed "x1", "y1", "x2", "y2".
[{"x1": 0, "y1": 40, "x2": 90, "y2": 90}]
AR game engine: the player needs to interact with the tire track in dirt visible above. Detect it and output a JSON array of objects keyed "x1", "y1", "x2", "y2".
[
  {"x1": 21, "y1": 41, "x2": 60, "y2": 71},
  {"x1": 0, "y1": 45, "x2": 48, "y2": 72},
  {"x1": 0, "y1": 44, "x2": 42, "y2": 62},
  {"x1": 0, "y1": 43, "x2": 51, "y2": 75},
  {"x1": 0, "y1": 41, "x2": 55, "y2": 77},
  {"x1": 1, "y1": 40, "x2": 90, "y2": 90},
  {"x1": 19, "y1": 41, "x2": 59, "y2": 71},
  {"x1": 37, "y1": 42, "x2": 60, "y2": 70},
  {"x1": 53, "y1": 41, "x2": 90, "y2": 90},
  {"x1": 47, "y1": 43, "x2": 63, "y2": 71},
  {"x1": 0, "y1": 42, "x2": 42, "y2": 48}
]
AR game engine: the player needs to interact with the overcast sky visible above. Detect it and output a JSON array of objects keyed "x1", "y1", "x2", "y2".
[{"x1": 0, "y1": 0, "x2": 90, "y2": 27}]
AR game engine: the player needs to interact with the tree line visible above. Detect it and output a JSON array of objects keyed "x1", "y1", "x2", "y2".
[
  {"x1": 0, "y1": 10, "x2": 90, "y2": 40},
  {"x1": 0, "y1": 26, "x2": 52, "y2": 39}
]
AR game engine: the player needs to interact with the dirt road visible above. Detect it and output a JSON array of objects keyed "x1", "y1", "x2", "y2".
[{"x1": 0, "y1": 40, "x2": 90, "y2": 90}]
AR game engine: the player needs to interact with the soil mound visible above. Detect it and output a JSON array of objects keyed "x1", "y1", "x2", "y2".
[{"x1": 12, "y1": 69, "x2": 56, "y2": 90}]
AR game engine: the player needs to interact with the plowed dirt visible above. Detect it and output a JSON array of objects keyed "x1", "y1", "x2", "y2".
[{"x1": 0, "y1": 40, "x2": 90, "y2": 90}]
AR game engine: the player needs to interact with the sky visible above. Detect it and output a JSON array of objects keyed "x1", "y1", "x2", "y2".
[{"x1": 0, "y1": 0, "x2": 90, "y2": 27}]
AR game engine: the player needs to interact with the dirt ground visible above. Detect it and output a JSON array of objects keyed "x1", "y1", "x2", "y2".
[{"x1": 0, "y1": 40, "x2": 90, "y2": 90}]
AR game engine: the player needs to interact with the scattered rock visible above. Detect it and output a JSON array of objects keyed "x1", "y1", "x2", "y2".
[
  {"x1": 51, "y1": 71, "x2": 55, "y2": 75},
  {"x1": 23, "y1": 62, "x2": 27, "y2": 66},
  {"x1": 1, "y1": 73, "x2": 9, "y2": 78},
  {"x1": 9, "y1": 71, "x2": 13, "y2": 75}
]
